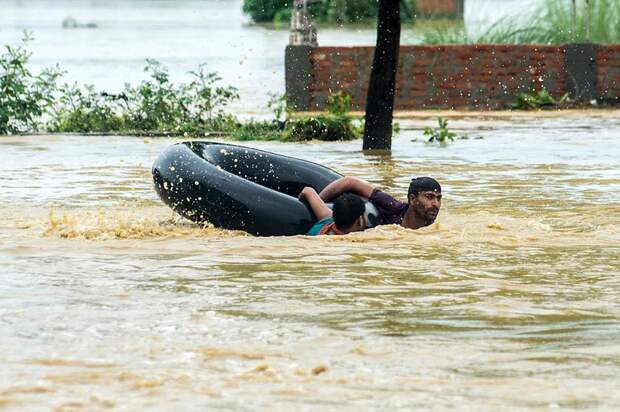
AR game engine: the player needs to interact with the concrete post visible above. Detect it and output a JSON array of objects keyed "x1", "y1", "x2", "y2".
[
  {"x1": 285, "y1": 45, "x2": 313, "y2": 111},
  {"x1": 289, "y1": 0, "x2": 317, "y2": 46},
  {"x1": 566, "y1": 43, "x2": 599, "y2": 102}
]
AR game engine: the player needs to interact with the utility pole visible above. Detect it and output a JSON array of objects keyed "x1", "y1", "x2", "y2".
[{"x1": 362, "y1": 0, "x2": 401, "y2": 151}]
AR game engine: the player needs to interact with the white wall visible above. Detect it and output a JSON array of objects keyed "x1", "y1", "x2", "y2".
[{"x1": 464, "y1": 0, "x2": 547, "y2": 36}]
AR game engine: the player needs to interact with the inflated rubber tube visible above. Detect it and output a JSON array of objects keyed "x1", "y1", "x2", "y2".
[{"x1": 152, "y1": 141, "x2": 379, "y2": 236}]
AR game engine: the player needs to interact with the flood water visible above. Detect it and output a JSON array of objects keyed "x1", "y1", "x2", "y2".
[
  {"x1": 2, "y1": 0, "x2": 620, "y2": 410},
  {"x1": 1, "y1": 113, "x2": 619, "y2": 410},
  {"x1": 0, "y1": 0, "x2": 381, "y2": 115}
]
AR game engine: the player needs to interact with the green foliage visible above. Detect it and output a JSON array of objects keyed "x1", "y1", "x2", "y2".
[
  {"x1": 325, "y1": 91, "x2": 351, "y2": 116},
  {"x1": 285, "y1": 114, "x2": 360, "y2": 141},
  {"x1": 1, "y1": 36, "x2": 360, "y2": 142},
  {"x1": 242, "y1": 0, "x2": 291, "y2": 22},
  {"x1": 0, "y1": 32, "x2": 62, "y2": 134},
  {"x1": 284, "y1": 91, "x2": 361, "y2": 142},
  {"x1": 242, "y1": 0, "x2": 418, "y2": 24},
  {"x1": 421, "y1": 0, "x2": 620, "y2": 45},
  {"x1": 49, "y1": 60, "x2": 239, "y2": 134},
  {"x1": 230, "y1": 119, "x2": 285, "y2": 141},
  {"x1": 542, "y1": 0, "x2": 620, "y2": 44},
  {"x1": 311, "y1": 0, "x2": 377, "y2": 23},
  {"x1": 267, "y1": 92, "x2": 292, "y2": 124},
  {"x1": 48, "y1": 84, "x2": 126, "y2": 132},
  {"x1": 420, "y1": 20, "x2": 548, "y2": 45},
  {"x1": 423, "y1": 117, "x2": 466, "y2": 143},
  {"x1": 510, "y1": 89, "x2": 571, "y2": 110}
]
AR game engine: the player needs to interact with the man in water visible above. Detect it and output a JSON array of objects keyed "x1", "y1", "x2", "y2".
[{"x1": 318, "y1": 176, "x2": 442, "y2": 230}]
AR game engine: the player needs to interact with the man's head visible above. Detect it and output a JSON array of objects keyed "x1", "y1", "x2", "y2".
[
  {"x1": 407, "y1": 177, "x2": 442, "y2": 225},
  {"x1": 333, "y1": 193, "x2": 365, "y2": 233}
]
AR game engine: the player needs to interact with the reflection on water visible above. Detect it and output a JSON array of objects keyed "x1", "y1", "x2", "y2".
[{"x1": 1, "y1": 114, "x2": 619, "y2": 410}]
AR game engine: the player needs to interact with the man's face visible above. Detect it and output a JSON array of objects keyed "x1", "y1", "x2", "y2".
[{"x1": 409, "y1": 191, "x2": 442, "y2": 224}]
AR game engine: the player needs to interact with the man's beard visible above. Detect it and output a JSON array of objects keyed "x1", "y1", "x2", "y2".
[{"x1": 422, "y1": 208, "x2": 439, "y2": 225}]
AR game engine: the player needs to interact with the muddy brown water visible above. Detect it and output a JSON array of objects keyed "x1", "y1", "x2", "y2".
[{"x1": 1, "y1": 114, "x2": 619, "y2": 410}]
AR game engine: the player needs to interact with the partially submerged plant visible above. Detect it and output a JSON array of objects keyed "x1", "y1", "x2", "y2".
[
  {"x1": 285, "y1": 91, "x2": 362, "y2": 142},
  {"x1": 285, "y1": 115, "x2": 359, "y2": 142},
  {"x1": 422, "y1": 117, "x2": 466, "y2": 143},
  {"x1": 267, "y1": 92, "x2": 292, "y2": 125},
  {"x1": 49, "y1": 59, "x2": 239, "y2": 134},
  {"x1": 1, "y1": 35, "x2": 363, "y2": 142},
  {"x1": 325, "y1": 91, "x2": 351, "y2": 117},
  {"x1": 0, "y1": 32, "x2": 62, "y2": 134},
  {"x1": 510, "y1": 89, "x2": 571, "y2": 110},
  {"x1": 48, "y1": 83, "x2": 127, "y2": 132}
]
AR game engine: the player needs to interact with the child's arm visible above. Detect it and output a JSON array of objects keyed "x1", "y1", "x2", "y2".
[{"x1": 299, "y1": 187, "x2": 333, "y2": 221}]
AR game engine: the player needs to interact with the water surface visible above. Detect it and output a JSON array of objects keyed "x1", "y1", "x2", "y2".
[{"x1": 1, "y1": 113, "x2": 619, "y2": 410}]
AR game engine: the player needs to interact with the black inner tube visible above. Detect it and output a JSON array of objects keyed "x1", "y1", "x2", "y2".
[{"x1": 152, "y1": 141, "x2": 343, "y2": 236}]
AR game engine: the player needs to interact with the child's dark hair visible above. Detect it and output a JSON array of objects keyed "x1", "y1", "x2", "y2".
[{"x1": 333, "y1": 193, "x2": 365, "y2": 229}]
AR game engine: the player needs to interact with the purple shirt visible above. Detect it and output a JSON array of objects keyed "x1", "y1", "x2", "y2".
[{"x1": 369, "y1": 189, "x2": 408, "y2": 226}]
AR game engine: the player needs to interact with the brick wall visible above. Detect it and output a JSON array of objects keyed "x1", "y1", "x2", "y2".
[
  {"x1": 597, "y1": 45, "x2": 620, "y2": 104},
  {"x1": 287, "y1": 44, "x2": 619, "y2": 111},
  {"x1": 416, "y1": 0, "x2": 457, "y2": 15}
]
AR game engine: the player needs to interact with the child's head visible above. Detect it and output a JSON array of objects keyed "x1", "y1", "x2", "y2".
[{"x1": 333, "y1": 193, "x2": 365, "y2": 233}]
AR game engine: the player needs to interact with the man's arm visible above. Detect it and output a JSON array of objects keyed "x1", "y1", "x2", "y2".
[
  {"x1": 318, "y1": 176, "x2": 375, "y2": 201},
  {"x1": 299, "y1": 187, "x2": 333, "y2": 220}
]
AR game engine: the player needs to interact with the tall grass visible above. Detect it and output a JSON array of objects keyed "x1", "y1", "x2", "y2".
[
  {"x1": 543, "y1": 0, "x2": 620, "y2": 43},
  {"x1": 421, "y1": 0, "x2": 620, "y2": 45}
]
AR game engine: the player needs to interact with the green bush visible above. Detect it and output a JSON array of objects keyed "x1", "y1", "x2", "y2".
[
  {"x1": 242, "y1": 0, "x2": 417, "y2": 24},
  {"x1": 310, "y1": 0, "x2": 377, "y2": 23},
  {"x1": 49, "y1": 60, "x2": 239, "y2": 134},
  {"x1": 2, "y1": 35, "x2": 362, "y2": 142},
  {"x1": 510, "y1": 89, "x2": 570, "y2": 110},
  {"x1": 284, "y1": 91, "x2": 361, "y2": 141},
  {"x1": 242, "y1": 0, "x2": 291, "y2": 22},
  {"x1": 325, "y1": 91, "x2": 351, "y2": 116},
  {"x1": 231, "y1": 119, "x2": 285, "y2": 141},
  {"x1": 0, "y1": 33, "x2": 61, "y2": 134},
  {"x1": 48, "y1": 84, "x2": 126, "y2": 132},
  {"x1": 422, "y1": 117, "x2": 467, "y2": 143},
  {"x1": 285, "y1": 115, "x2": 359, "y2": 141}
]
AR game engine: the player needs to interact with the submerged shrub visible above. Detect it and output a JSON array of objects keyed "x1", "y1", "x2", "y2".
[
  {"x1": 48, "y1": 84, "x2": 127, "y2": 132},
  {"x1": 325, "y1": 91, "x2": 351, "y2": 116},
  {"x1": 285, "y1": 115, "x2": 359, "y2": 142},
  {"x1": 510, "y1": 89, "x2": 571, "y2": 110},
  {"x1": 49, "y1": 59, "x2": 239, "y2": 134},
  {"x1": 231, "y1": 119, "x2": 284, "y2": 141},
  {"x1": 0, "y1": 33, "x2": 62, "y2": 134},
  {"x1": 123, "y1": 60, "x2": 239, "y2": 133},
  {"x1": 422, "y1": 117, "x2": 467, "y2": 144},
  {"x1": 2, "y1": 35, "x2": 362, "y2": 141},
  {"x1": 283, "y1": 91, "x2": 361, "y2": 142}
]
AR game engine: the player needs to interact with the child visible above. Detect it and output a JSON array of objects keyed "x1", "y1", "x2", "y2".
[{"x1": 298, "y1": 187, "x2": 365, "y2": 236}]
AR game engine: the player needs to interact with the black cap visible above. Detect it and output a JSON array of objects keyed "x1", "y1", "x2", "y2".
[{"x1": 408, "y1": 177, "x2": 441, "y2": 197}]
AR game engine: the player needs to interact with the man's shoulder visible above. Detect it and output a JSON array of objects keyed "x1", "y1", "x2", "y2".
[
  {"x1": 370, "y1": 189, "x2": 405, "y2": 206},
  {"x1": 368, "y1": 189, "x2": 408, "y2": 225}
]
